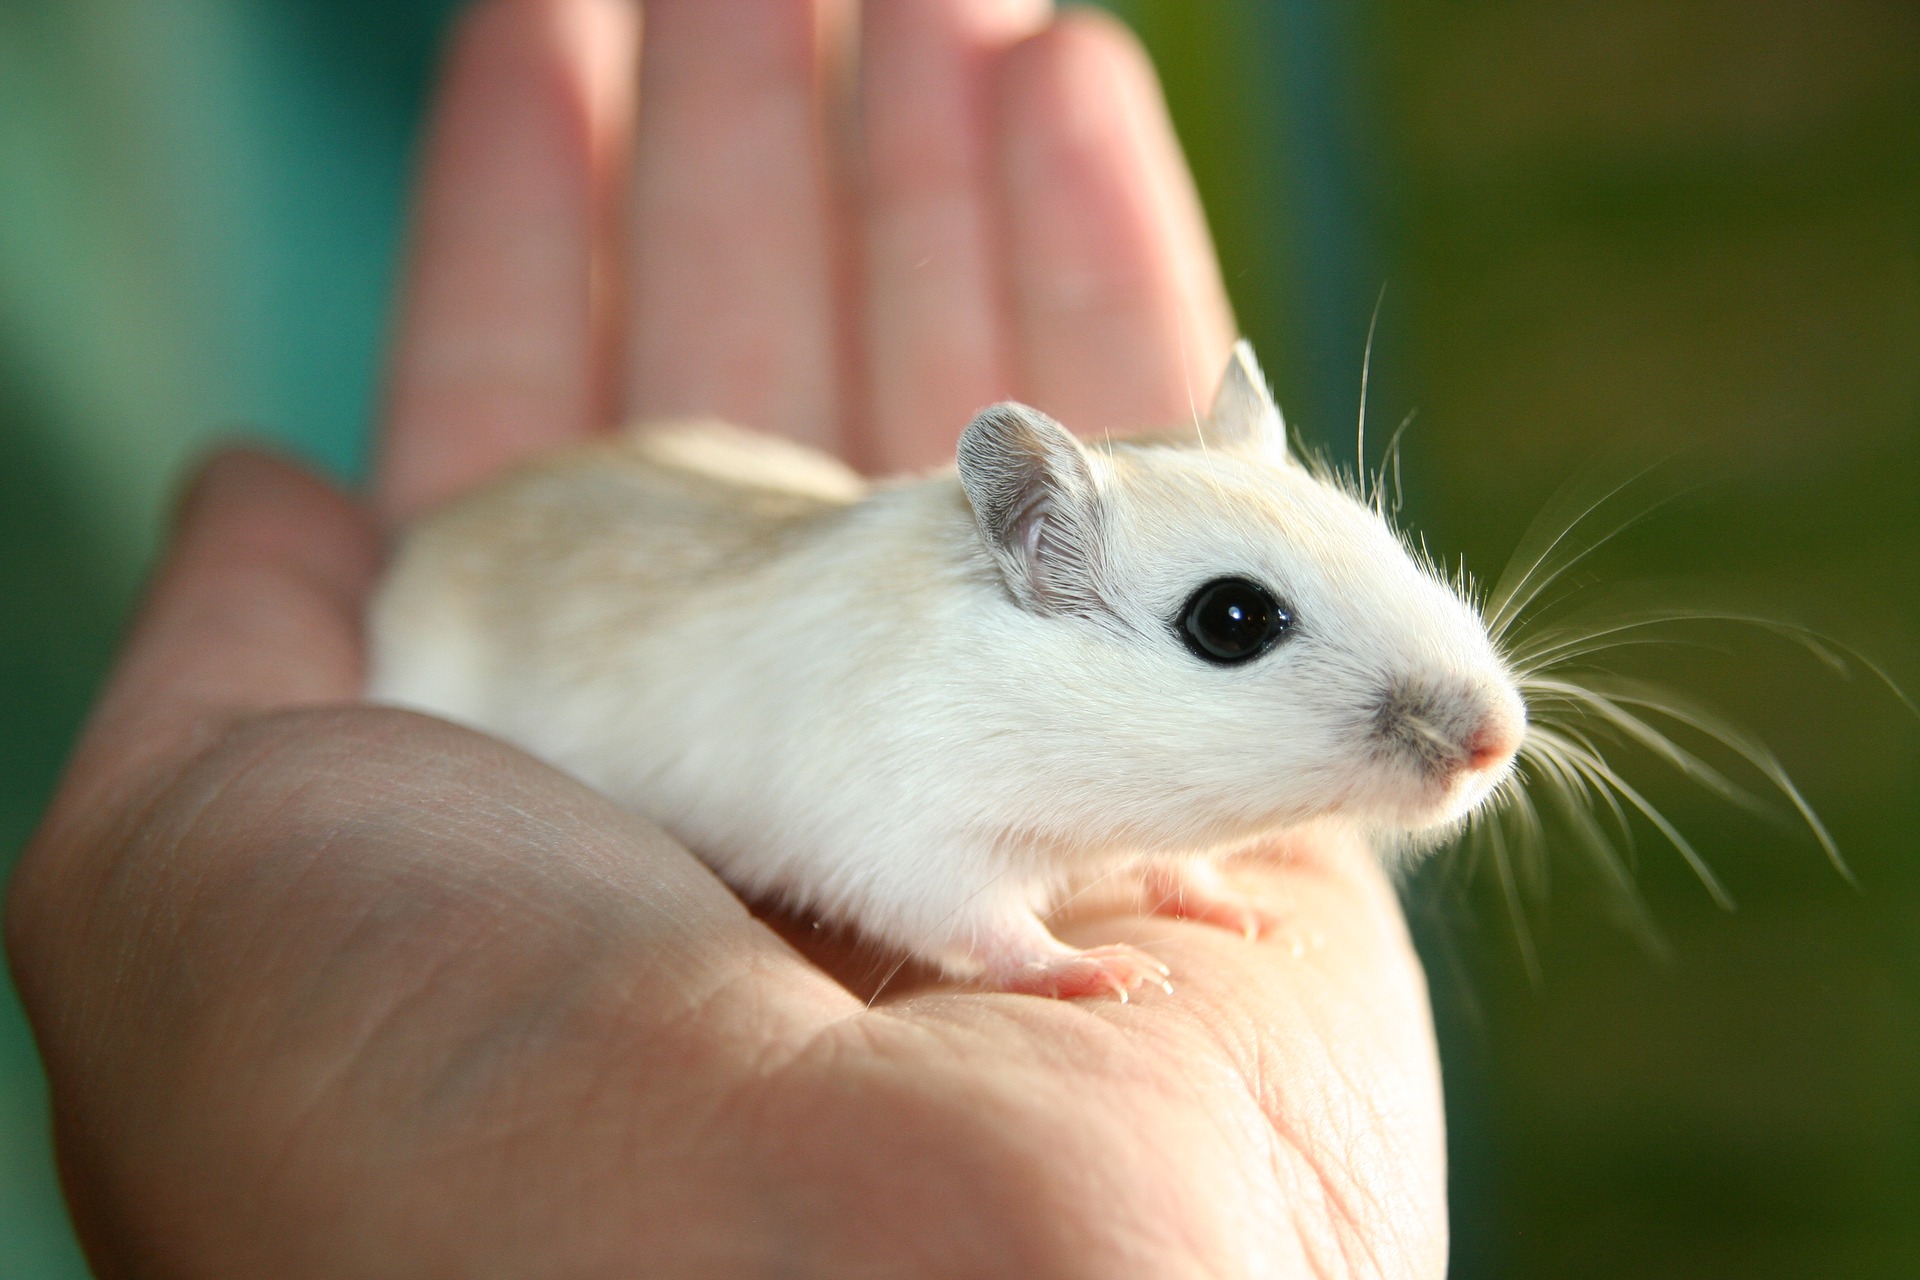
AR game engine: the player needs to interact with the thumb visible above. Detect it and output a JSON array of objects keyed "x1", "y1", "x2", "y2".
[{"x1": 60, "y1": 448, "x2": 380, "y2": 803}]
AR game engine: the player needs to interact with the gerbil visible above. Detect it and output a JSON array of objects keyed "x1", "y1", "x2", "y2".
[{"x1": 369, "y1": 343, "x2": 1526, "y2": 999}]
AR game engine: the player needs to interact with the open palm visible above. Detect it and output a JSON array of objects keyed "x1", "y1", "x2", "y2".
[{"x1": 7, "y1": 1, "x2": 1446, "y2": 1274}]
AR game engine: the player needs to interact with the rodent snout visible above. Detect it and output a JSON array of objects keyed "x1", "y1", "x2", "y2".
[
  {"x1": 1371, "y1": 676, "x2": 1525, "y2": 784},
  {"x1": 1463, "y1": 715, "x2": 1522, "y2": 775}
]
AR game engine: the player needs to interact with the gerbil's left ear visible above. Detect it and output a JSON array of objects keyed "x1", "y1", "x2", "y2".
[
  {"x1": 1202, "y1": 339, "x2": 1292, "y2": 460},
  {"x1": 957, "y1": 403, "x2": 1109, "y2": 616}
]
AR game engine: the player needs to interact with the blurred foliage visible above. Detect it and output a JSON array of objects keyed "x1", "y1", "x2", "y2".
[
  {"x1": 2, "y1": 0, "x2": 1916, "y2": 1275},
  {"x1": 1145, "y1": 2, "x2": 1920, "y2": 1274}
]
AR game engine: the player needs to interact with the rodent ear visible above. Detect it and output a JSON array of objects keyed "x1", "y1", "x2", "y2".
[
  {"x1": 957, "y1": 403, "x2": 1109, "y2": 616},
  {"x1": 1203, "y1": 339, "x2": 1291, "y2": 460}
]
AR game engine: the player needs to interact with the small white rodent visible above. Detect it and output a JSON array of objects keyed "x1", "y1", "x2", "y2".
[{"x1": 369, "y1": 343, "x2": 1526, "y2": 998}]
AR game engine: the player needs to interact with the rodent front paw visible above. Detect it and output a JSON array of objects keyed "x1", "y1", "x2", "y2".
[
  {"x1": 1143, "y1": 861, "x2": 1283, "y2": 941},
  {"x1": 991, "y1": 944, "x2": 1173, "y2": 1003}
]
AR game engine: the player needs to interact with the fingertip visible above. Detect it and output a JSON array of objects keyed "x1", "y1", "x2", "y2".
[
  {"x1": 172, "y1": 445, "x2": 319, "y2": 525},
  {"x1": 998, "y1": 12, "x2": 1164, "y2": 213},
  {"x1": 433, "y1": 0, "x2": 606, "y2": 185},
  {"x1": 169, "y1": 446, "x2": 383, "y2": 621}
]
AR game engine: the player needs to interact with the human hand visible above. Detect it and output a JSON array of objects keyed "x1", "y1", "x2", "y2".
[{"x1": 7, "y1": 1, "x2": 1447, "y2": 1274}]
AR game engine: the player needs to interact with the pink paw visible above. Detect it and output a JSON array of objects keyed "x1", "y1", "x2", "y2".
[
  {"x1": 1144, "y1": 865, "x2": 1283, "y2": 941},
  {"x1": 992, "y1": 944, "x2": 1173, "y2": 1003}
]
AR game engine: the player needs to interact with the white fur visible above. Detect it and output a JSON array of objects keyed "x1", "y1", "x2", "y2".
[{"x1": 368, "y1": 348, "x2": 1524, "y2": 979}]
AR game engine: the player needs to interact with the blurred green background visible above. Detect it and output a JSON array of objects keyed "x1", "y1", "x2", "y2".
[{"x1": 1, "y1": 0, "x2": 1914, "y2": 1274}]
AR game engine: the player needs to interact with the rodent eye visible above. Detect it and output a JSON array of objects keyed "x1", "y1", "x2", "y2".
[{"x1": 1177, "y1": 577, "x2": 1292, "y2": 665}]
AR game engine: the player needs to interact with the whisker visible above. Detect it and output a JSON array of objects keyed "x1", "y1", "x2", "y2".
[
  {"x1": 1523, "y1": 729, "x2": 1631, "y2": 851},
  {"x1": 1485, "y1": 807, "x2": 1543, "y2": 988},
  {"x1": 1522, "y1": 676, "x2": 1775, "y2": 819},
  {"x1": 1510, "y1": 631, "x2": 1734, "y2": 676},
  {"x1": 1567, "y1": 744, "x2": 1734, "y2": 909},
  {"x1": 1380, "y1": 408, "x2": 1416, "y2": 517},
  {"x1": 1509, "y1": 610, "x2": 1914, "y2": 719},
  {"x1": 1566, "y1": 673, "x2": 1852, "y2": 884},
  {"x1": 1522, "y1": 742, "x2": 1673, "y2": 960},
  {"x1": 1452, "y1": 804, "x2": 1488, "y2": 889},
  {"x1": 1356, "y1": 285, "x2": 1386, "y2": 508},
  {"x1": 1485, "y1": 460, "x2": 1672, "y2": 640},
  {"x1": 1491, "y1": 472, "x2": 1688, "y2": 643},
  {"x1": 867, "y1": 865, "x2": 1013, "y2": 1007}
]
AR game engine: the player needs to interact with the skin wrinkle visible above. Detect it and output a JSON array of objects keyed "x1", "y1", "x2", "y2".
[
  {"x1": 347, "y1": 719, "x2": 759, "y2": 950},
  {"x1": 239, "y1": 942, "x2": 479, "y2": 1244},
  {"x1": 391, "y1": 910, "x2": 623, "y2": 1122},
  {"x1": 933, "y1": 1003, "x2": 1237, "y2": 1263},
  {"x1": 1102, "y1": 1012, "x2": 1280, "y2": 1267},
  {"x1": 1154, "y1": 881, "x2": 1415, "y2": 1278},
  {"x1": 259, "y1": 845, "x2": 461, "y2": 1066},
  {"x1": 719, "y1": 1016, "x2": 966, "y2": 1272},
  {"x1": 31, "y1": 719, "x2": 379, "y2": 1150},
  {"x1": 64, "y1": 715, "x2": 315, "y2": 1049},
  {"x1": 628, "y1": 0, "x2": 843, "y2": 447},
  {"x1": 748, "y1": 1012, "x2": 1164, "y2": 1275},
  {"x1": 1275, "y1": 957, "x2": 1429, "y2": 1280},
  {"x1": 417, "y1": 989, "x2": 713, "y2": 1267},
  {"x1": 208, "y1": 775, "x2": 801, "y2": 1268},
  {"x1": 196, "y1": 807, "x2": 529, "y2": 1082},
  {"x1": 996, "y1": 16, "x2": 1232, "y2": 433},
  {"x1": 1306, "y1": 1067, "x2": 1394, "y2": 1280},
  {"x1": 172, "y1": 721, "x2": 744, "y2": 1151}
]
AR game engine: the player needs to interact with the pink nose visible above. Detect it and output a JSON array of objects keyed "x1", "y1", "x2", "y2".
[{"x1": 1464, "y1": 720, "x2": 1520, "y2": 773}]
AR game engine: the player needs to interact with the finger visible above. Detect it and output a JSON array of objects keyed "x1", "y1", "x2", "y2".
[
  {"x1": 379, "y1": 0, "x2": 639, "y2": 524},
  {"x1": 850, "y1": 0, "x2": 1048, "y2": 473},
  {"x1": 995, "y1": 11, "x2": 1236, "y2": 436},
  {"x1": 72, "y1": 450, "x2": 380, "y2": 795},
  {"x1": 625, "y1": 0, "x2": 847, "y2": 452}
]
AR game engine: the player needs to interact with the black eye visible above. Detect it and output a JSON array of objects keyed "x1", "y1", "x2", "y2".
[{"x1": 1177, "y1": 577, "x2": 1292, "y2": 665}]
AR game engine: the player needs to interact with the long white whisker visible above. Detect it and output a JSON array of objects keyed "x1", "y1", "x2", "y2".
[
  {"x1": 1491, "y1": 473, "x2": 1687, "y2": 642},
  {"x1": 1569, "y1": 745, "x2": 1733, "y2": 909},
  {"x1": 868, "y1": 866, "x2": 1012, "y2": 1007},
  {"x1": 1510, "y1": 611, "x2": 1915, "y2": 721},
  {"x1": 1522, "y1": 676, "x2": 1774, "y2": 819},
  {"x1": 1485, "y1": 806, "x2": 1542, "y2": 987},
  {"x1": 1518, "y1": 739, "x2": 1673, "y2": 960},
  {"x1": 1569, "y1": 674, "x2": 1852, "y2": 884},
  {"x1": 1523, "y1": 728, "x2": 1633, "y2": 854},
  {"x1": 1485, "y1": 461, "x2": 1669, "y2": 639},
  {"x1": 1510, "y1": 631, "x2": 1732, "y2": 676}
]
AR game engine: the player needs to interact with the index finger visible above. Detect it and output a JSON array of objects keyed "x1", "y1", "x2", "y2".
[{"x1": 378, "y1": 0, "x2": 638, "y2": 524}]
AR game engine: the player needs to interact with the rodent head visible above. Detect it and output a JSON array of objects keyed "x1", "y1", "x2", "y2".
[{"x1": 957, "y1": 342, "x2": 1525, "y2": 845}]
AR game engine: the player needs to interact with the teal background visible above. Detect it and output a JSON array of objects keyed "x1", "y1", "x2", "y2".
[{"x1": 2, "y1": 1, "x2": 1915, "y2": 1274}]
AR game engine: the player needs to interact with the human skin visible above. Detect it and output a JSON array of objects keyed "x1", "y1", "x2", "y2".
[{"x1": 5, "y1": 1, "x2": 1448, "y2": 1275}]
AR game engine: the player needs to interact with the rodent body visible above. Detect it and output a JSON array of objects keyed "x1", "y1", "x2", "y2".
[{"x1": 371, "y1": 344, "x2": 1525, "y2": 997}]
